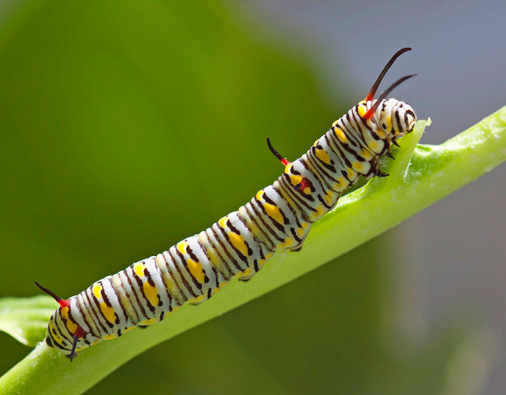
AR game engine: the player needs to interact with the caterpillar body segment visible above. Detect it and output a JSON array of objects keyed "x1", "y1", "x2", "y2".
[{"x1": 38, "y1": 48, "x2": 418, "y2": 361}]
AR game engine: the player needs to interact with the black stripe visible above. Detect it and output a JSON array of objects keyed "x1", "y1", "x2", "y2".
[
  {"x1": 118, "y1": 272, "x2": 141, "y2": 323},
  {"x1": 261, "y1": 194, "x2": 290, "y2": 226},
  {"x1": 47, "y1": 329, "x2": 67, "y2": 351},
  {"x1": 54, "y1": 313, "x2": 73, "y2": 345},
  {"x1": 245, "y1": 200, "x2": 278, "y2": 248},
  {"x1": 175, "y1": 248, "x2": 203, "y2": 291},
  {"x1": 155, "y1": 255, "x2": 175, "y2": 308},
  {"x1": 168, "y1": 249, "x2": 198, "y2": 298},
  {"x1": 80, "y1": 291, "x2": 107, "y2": 336},
  {"x1": 280, "y1": 175, "x2": 316, "y2": 212},
  {"x1": 204, "y1": 228, "x2": 232, "y2": 279},
  {"x1": 196, "y1": 236, "x2": 221, "y2": 289},
  {"x1": 305, "y1": 150, "x2": 334, "y2": 189},
  {"x1": 143, "y1": 267, "x2": 164, "y2": 307},
  {"x1": 237, "y1": 207, "x2": 270, "y2": 253},
  {"x1": 162, "y1": 251, "x2": 189, "y2": 303},
  {"x1": 213, "y1": 225, "x2": 245, "y2": 270},
  {"x1": 100, "y1": 282, "x2": 120, "y2": 324},
  {"x1": 75, "y1": 296, "x2": 100, "y2": 338},
  {"x1": 87, "y1": 285, "x2": 115, "y2": 329},
  {"x1": 84, "y1": 288, "x2": 110, "y2": 333},
  {"x1": 124, "y1": 269, "x2": 150, "y2": 320},
  {"x1": 219, "y1": 225, "x2": 250, "y2": 263},
  {"x1": 253, "y1": 197, "x2": 286, "y2": 236}
]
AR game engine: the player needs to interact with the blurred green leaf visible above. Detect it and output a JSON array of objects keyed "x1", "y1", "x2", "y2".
[
  {"x1": 0, "y1": 0, "x2": 337, "y2": 298},
  {"x1": 0, "y1": 296, "x2": 55, "y2": 347}
]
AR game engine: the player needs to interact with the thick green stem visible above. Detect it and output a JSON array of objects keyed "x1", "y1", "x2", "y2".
[{"x1": 1, "y1": 106, "x2": 504, "y2": 394}]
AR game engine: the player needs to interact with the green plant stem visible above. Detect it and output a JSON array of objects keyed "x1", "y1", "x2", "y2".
[{"x1": 1, "y1": 106, "x2": 505, "y2": 394}]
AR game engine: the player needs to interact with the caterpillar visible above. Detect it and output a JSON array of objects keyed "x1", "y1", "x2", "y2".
[{"x1": 36, "y1": 48, "x2": 417, "y2": 362}]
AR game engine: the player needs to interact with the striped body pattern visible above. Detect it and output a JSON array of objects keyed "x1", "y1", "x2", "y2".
[{"x1": 38, "y1": 49, "x2": 418, "y2": 361}]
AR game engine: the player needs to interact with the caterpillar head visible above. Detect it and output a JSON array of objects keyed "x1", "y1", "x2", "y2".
[{"x1": 374, "y1": 98, "x2": 417, "y2": 139}]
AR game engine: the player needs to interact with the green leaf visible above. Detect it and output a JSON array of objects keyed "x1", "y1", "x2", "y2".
[
  {"x1": 1, "y1": 105, "x2": 504, "y2": 393},
  {"x1": 0, "y1": 296, "x2": 56, "y2": 347}
]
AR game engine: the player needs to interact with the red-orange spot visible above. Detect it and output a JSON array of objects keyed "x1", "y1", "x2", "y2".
[
  {"x1": 74, "y1": 326, "x2": 87, "y2": 338},
  {"x1": 295, "y1": 177, "x2": 312, "y2": 193},
  {"x1": 58, "y1": 299, "x2": 70, "y2": 308}
]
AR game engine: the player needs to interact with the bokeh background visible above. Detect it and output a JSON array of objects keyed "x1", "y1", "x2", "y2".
[{"x1": 0, "y1": 0, "x2": 504, "y2": 393}]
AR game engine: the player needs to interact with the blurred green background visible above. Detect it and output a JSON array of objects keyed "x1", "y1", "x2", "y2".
[{"x1": 0, "y1": 0, "x2": 502, "y2": 393}]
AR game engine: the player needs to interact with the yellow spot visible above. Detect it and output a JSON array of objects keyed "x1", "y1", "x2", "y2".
[
  {"x1": 212, "y1": 287, "x2": 220, "y2": 295},
  {"x1": 284, "y1": 163, "x2": 293, "y2": 174},
  {"x1": 207, "y1": 247, "x2": 221, "y2": 266},
  {"x1": 243, "y1": 217, "x2": 264, "y2": 240},
  {"x1": 311, "y1": 206, "x2": 326, "y2": 220},
  {"x1": 123, "y1": 327, "x2": 134, "y2": 333},
  {"x1": 187, "y1": 259, "x2": 205, "y2": 284},
  {"x1": 347, "y1": 168, "x2": 356, "y2": 180},
  {"x1": 219, "y1": 282, "x2": 227, "y2": 288},
  {"x1": 104, "y1": 334, "x2": 117, "y2": 340},
  {"x1": 377, "y1": 128, "x2": 386, "y2": 138},
  {"x1": 324, "y1": 192, "x2": 334, "y2": 205},
  {"x1": 315, "y1": 148, "x2": 331, "y2": 164},
  {"x1": 66, "y1": 319, "x2": 77, "y2": 334},
  {"x1": 264, "y1": 202, "x2": 284, "y2": 225},
  {"x1": 177, "y1": 241, "x2": 188, "y2": 255},
  {"x1": 352, "y1": 162, "x2": 363, "y2": 171},
  {"x1": 303, "y1": 187, "x2": 311, "y2": 194},
  {"x1": 313, "y1": 139, "x2": 319, "y2": 147},
  {"x1": 335, "y1": 128, "x2": 347, "y2": 143},
  {"x1": 134, "y1": 262, "x2": 145, "y2": 277},
  {"x1": 357, "y1": 104, "x2": 367, "y2": 118},
  {"x1": 283, "y1": 237, "x2": 294, "y2": 247},
  {"x1": 290, "y1": 174, "x2": 302, "y2": 186},
  {"x1": 334, "y1": 177, "x2": 348, "y2": 190},
  {"x1": 61, "y1": 306, "x2": 69, "y2": 320},
  {"x1": 140, "y1": 318, "x2": 158, "y2": 326},
  {"x1": 49, "y1": 321, "x2": 63, "y2": 344},
  {"x1": 218, "y1": 217, "x2": 229, "y2": 229},
  {"x1": 301, "y1": 222, "x2": 309, "y2": 229},
  {"x1": 163, "y1": 271, "x2": 180, "y2": 299},
  {"x1": 386, "y1": 116, "x2": 392, "y2": 130},
  {"x1": 360, "y1": 148, "x2": 372, "y2": 160},
  {"x1": 256, "y1": 190, "x2": 264, "y2": 201},
  {"x1": 368, "y1": 140, "x2": 379, "y2": 151},
  {"x1": 93, "y1": 284, "x2": 103, "y2": 299},
  {"x1": 206, "y1": 245, "x2": 227, "y2": 274},
  {"x1": 258, "y1": 259, "x2": 266, "y2": 268},
  {"x1": 91, "y1": 339, "x2": 101, "y2": 346},
  {"x1": 242, "y1": 268, "x2": 252, "y2": 277},
  {"x1": 100, "y1": 302, "x2": 117, "y2": 324},
  {"x1": 331, "y1": 120, "x2": 339, "y2": 128},
  {"x1": 172, "y1": 306, "x2": 180, "y2": 312},
  {"x1": 265, "y1": 252, "x2": 273, "y2": 259},
  {"x1": 189, "y1": 295, "x2": 205, "y2": 304},
  {"x1": 228, "y1": 232, "x2": 249, "y2": 257},
  {"x1": 143, "y1": 281, "x2": 160, "y2": 307}
]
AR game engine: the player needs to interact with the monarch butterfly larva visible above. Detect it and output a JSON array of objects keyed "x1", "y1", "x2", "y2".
[{"x1": 36, "y1": 48, "x2": 417, "y2": 361}]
